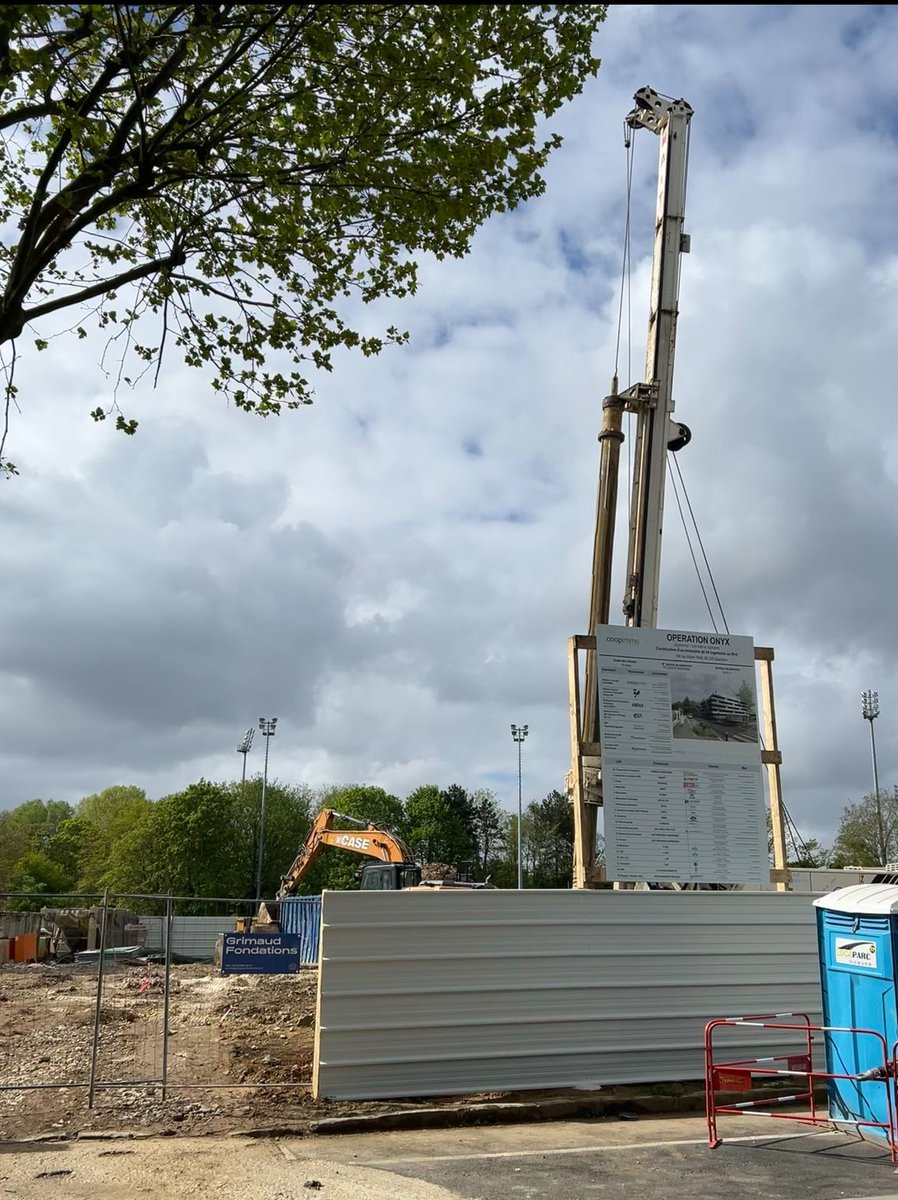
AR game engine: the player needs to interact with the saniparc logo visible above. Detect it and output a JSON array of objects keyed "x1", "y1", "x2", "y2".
[{"x1": 834, "y1": 938, "x2": 878, "y2": 969}]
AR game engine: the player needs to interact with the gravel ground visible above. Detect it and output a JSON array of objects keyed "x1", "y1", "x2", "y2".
[{"x1": 0, "y1": 1137, "x2": 464, "y2": 1200}]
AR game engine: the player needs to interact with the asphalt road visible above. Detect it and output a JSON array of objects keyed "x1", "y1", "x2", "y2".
[{"x1": 286, "y1": 1115, "x2": 898, "y2": 1200}]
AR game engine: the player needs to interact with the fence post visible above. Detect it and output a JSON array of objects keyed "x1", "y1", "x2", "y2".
[
  {"x1": 161, "y1": 893, "x2": 173, "y2": 1099},
  {"x1": 87, "y1": 889, "x2": 110, "y2": 1109}
]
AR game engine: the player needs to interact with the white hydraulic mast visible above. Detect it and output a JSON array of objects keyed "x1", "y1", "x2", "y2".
[
  {"x1": 622, "y1": 87, "x2": 693, "y2": 629},
  {"x1": 571, "y1": 86, "x2": 693, "y2": 888}
]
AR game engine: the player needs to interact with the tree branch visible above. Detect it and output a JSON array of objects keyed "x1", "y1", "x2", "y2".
[
  {"x1": 171, "y1": 274, "x2": 277, "y2": 308},
  {"x1": 0, "y1": 100, "x2": 63, "y2": 131},
  {"x1": 20, "y1": 253, "x2": 183, "y2": 329},
  {"x1": 5, "y1": 56, "x2": 125, "y2": 303},
  {"x1": 0, "y1": 337, "x2": 17, "y2": 474}
]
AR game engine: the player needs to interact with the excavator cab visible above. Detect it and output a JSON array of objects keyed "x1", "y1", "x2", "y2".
[{"x1": 358, "y1": 863, "x2": 422, "y2": 890}]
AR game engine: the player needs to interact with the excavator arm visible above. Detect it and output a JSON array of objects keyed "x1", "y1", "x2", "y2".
[{"x1": 275, "y1": 809, "x2": 415, "y2": 901}]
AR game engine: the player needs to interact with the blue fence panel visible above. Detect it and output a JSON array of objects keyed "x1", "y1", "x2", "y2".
[{"x1": 277, "y1": 895, "x2": 322, "y2": 966}]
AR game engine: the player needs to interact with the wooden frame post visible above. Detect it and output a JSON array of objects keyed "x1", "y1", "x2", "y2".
[
  {"x1": 569, "y1": 635, "x2": 602, "y2": 888},
  {"x1": 569, "y1": 636, "x2": 588, "y2": 889},
  {"x1": 755, "y1": 647, "x2": 790, "y2": 892}
]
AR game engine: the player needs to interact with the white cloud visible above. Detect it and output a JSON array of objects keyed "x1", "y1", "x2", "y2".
[{"x1": 2, "y1": 6, "x2": 897, "y2": 858}]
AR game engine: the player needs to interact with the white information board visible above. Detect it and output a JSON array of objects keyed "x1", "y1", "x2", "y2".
[{"x1": 597, "y1": 626, "x2": 768, "y2": 884}]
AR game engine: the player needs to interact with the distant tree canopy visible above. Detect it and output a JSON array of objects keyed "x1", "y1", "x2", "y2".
[
  {"x1": 0, "y1": 779, "x2": 581, "y2": 899},
  {"x1": 0, "y1": 3, "x2": 606, "y2": 473},
  {"x1": 522, "y1": 790, "x2": 573, "y2": 889},
  {"x1": 831, "y1": 788, "x2": 898, "y2": 867}
]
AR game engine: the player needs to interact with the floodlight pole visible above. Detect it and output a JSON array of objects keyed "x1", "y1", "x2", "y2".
[
  {"x1": 511, "y1": 724, "x2": 529, "y2": 889},
  {"x1": 255, "y1": 717, "x2": 278, "y2": 901},
  {"x1": 862, "y1": 691, "x2": 884, "y2": 862}
]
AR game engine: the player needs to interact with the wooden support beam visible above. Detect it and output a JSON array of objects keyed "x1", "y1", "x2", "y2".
[
  {"x1": 569, "y1": 637, "x2": 590, "y2": 889},
  {"x1": 756, "y1": 647, "x2": 789, "y2": 892}
]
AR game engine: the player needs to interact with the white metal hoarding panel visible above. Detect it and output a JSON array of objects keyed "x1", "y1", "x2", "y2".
[
  {"x1": 596, "y1": 625, "x2": 768, "y2": 884},
  {"x1": 313, "y1": 890, "x2": 821, "y2": 1101},
  {"x1": 138, "y1": 915, "x2": 240, "y2": 960}
]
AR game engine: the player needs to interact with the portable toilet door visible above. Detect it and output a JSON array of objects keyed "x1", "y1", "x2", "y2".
[{"x1": 814, "y1": 883, "x2": 898, "y2": 1143}]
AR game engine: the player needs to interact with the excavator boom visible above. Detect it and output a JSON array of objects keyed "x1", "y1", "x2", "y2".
[{"x1": 275, "y1": 809, "x2": 415, "y2": 901}]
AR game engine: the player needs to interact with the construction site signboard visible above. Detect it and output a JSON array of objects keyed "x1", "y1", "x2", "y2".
[
  {"x1": 220, "y1": 931, "x2": 301, "y2": 975},
  {"x1": 596, "y1": 625, "x2": 768, "y2": 883}
]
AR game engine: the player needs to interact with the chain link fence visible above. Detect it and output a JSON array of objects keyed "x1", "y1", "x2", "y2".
[{"x1": 0, "y1": 892, "x2": 321, "y2": 1136}]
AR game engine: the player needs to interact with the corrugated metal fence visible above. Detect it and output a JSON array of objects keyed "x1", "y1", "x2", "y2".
[
  {"x1": 313, "y1": 889, "x2": 822, "y2": 1100},
  {"x1": 138, "y1": 896, "x2": 321, "y2": 964},
  {"x1": 279, "y1": 896, "x2": 323, "y2": 966}
]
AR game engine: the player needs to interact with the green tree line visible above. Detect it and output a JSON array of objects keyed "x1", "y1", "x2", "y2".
[
  {"x1": 0, "y1": 780, "x2": 574, "y2": 899},
  {"x1": 765, "y1": 788, "x2": 898, "y2": 871},
  {"x1": 7, "y1": 781, "x2": 896, "y2": 900}
]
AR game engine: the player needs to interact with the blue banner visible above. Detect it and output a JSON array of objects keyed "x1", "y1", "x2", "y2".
[{"x1": 221, "y1": 931, "x2": 301, "y2": 975}]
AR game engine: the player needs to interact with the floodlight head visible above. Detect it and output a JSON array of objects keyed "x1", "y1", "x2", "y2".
[
  {"x1": 237, "y1": 728, "x2": 254, "y2": 754},
  {"x1": 862, "y1": 690, "x2": 880, "y2": 721}
]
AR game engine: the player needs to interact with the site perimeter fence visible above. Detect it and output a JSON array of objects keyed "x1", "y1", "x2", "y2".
[{"x1": 0, "y1": 891, "x2": 321, "y2": 1112}]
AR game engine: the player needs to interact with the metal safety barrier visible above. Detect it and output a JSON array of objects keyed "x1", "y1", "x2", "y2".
[{"x1": 705, "y1": 1011, "x2": 898, "y2": 1163}]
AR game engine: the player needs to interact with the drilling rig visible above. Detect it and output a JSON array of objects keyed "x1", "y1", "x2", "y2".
[{"x1": 569, "y1": 87, "x2": 694, "y2": 889}]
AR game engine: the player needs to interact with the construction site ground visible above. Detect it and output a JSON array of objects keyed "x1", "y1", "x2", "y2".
[
  {"x1": 0, "y1": 961, "x2": 706, "y2": 1143},
  {"x1": 4, "y1": 1119, "x2": 898, "y2": 1200},
  {"x1": 5, "y1": 965, "x2": 898, "y2": 1197}
]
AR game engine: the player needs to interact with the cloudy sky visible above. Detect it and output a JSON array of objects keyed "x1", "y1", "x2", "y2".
[{"x1": 2, "y1": 5, "x2": 896, "y2": 851}]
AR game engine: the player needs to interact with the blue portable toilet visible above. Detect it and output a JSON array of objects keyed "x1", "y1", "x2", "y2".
[{"x1": 814, "y1": 883, "x2": 898, "y2": 1143}]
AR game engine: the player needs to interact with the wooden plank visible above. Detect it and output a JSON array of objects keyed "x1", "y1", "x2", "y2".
[
  {"x1": 757, "y1": 649, "x2": 789, "y2": 892},
  {"x1": 569, "y1": 637, "x2": 589, "y2": 890}
]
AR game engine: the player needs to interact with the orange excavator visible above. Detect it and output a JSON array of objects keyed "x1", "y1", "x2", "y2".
[
  {"x1": 253, "y1": 808, "x2": 489, "y2": 928},
  {"x1": 276, "y1": 808, "x2": 422, "y2": 899}
]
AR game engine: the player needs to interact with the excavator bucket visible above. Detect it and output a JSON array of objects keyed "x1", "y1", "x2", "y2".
[{"x1": 255, "y1": 900, "x2": 280, "y2": 927}]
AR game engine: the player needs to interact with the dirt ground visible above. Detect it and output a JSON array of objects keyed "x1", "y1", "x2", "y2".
[{"x1": 0, "y1": 962, "x2": 402, "y2": 1140}]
